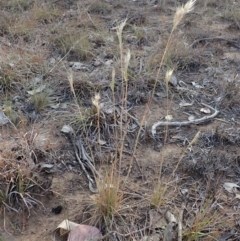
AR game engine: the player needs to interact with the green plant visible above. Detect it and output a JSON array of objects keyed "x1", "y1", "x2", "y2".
[{"x1": 30, "y1": 93, "x2": 48, "y2": 113}]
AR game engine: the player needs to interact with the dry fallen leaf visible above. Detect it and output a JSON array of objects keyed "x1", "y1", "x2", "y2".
[
  {"x1": 98, "y1": 139, "x2": 106, "y2": 145},
  {"x1": 61, "y1": 125, "x2": 74, "y2": 134},
  {"x1": 149, "y1": 209, "x2": 166, "y2": 229},
  {"x1": 188, "y1": 115, "x2": 195, "y2": 121},
  {"x1": 200, "y1": 107, "x2": 211, "y2": 114},
  {"x1": 165, "y1": 115, "x2": 173, "y2": 121},
  {"x1": 67, "y1": 224, "x2": 102, "y2": 241},
  {"x1": 235, "y1": 193, "x2": 240, "y2": 199},
  {"x1": 192, "y1": 81, "x2": 204, "y2": 89},
  {"x1": 165, "y1": 210, "x2": 177, "y2": 223},
  {"x1": 223, "y1": 182, "x2": 239, "y2": 193},
  {"x1": 179, "y1": 101, "x2": 194, "y2": 107},
  {"x1": 56, "y1": 219, "x2": 79, "y2": 236},
  {"x1": 169, "y1": 74, "x2": 178, "y2": 86}
]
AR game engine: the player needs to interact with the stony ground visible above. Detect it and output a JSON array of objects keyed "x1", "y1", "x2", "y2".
[{"x1": 0, "y1": 0, "x2": 240, "y2": 240}]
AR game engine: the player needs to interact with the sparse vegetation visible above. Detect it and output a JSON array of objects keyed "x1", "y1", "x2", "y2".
[
  {"x1": 1, "y1": 0, "x2": 240, "y2": 240},
  {"x1": 53, "y1": 31, "x2": 92, "y2": 60},
  {"x1": 88, "y1": 1, "x2": 112, "y2": 15}
]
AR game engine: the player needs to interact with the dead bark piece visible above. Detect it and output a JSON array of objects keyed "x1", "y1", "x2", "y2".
[{"x1": 151, "y1": 103, "x2": 219, "y2": 136}]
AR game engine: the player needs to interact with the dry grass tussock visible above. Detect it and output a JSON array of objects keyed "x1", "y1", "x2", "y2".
[{"x1": 0, "y1": 131, "x2": 51, "y2": 217}]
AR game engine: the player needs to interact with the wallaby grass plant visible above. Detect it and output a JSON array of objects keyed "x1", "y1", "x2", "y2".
[
  {"x1": 88, "y1": 1, "x2": 112, "y2": 15},
  {"x1": 30, "y1": 93, "x2": 49, "y2": 113},
  {"x1": 30, "y1": 2, "x2": 62, "y2": 24},
  {"x1": 150, "y1": 183, "x2": 168, "y2": 209},
  {"x1": 183, "y1": 198, "x2": 226, "y2": 241},
  {"x1": 93, "y1": 167, "x2": 123, "y2": 223},
  {"x1": 65, "y1": 2, "x2": 200, "y2": 238},
  {"x1": 53, "y1": 31, "x2": 92, "y2": 60},
  {"x1": 67, "y1": 0, "x2": 200, "y2": 236},
  {"x1": 3, "y1": 100, "x2": 19, "y2": 125}
]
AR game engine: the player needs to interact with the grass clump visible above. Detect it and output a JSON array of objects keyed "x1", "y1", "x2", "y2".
[
  {"x1": 30, "y1": 93, "x2": 48, "y2": 113},
  {"x1": 0, "y1": 69, "x2": 14, "y2": 92},
  {"x1": 0, "y1": 44, "x2": 48, "y2": 94},
  {"x1": 93, "y1": 169, "x2": 123, "y2": 223},
  {"x1": 30, "y1": 2, "x2": 62, "y2": 24},
  {"x1": 150, "y1": 183, "x2": 168, "y2": 209},
  {"x1": 3, "y1": 100, "x2": 19, "y2": 125},
  {"x1": 183, "y1": 199, "x2": 226, "y2": 241},
  {"x1": 88, "y1": 1, "x2": 112, "y2": 15},
  {"x1": 0, "y1": 134, "x2": 50, "y2": 214},
  {"x1": 53, "y1": 31, "x2": 92, "y2": 60},
  {"x1": 8, "y1": 15, "x2": 37, "y2": 40},
  {"x1": 0, "y1": 0, "x2": 32, "y2": 12}
]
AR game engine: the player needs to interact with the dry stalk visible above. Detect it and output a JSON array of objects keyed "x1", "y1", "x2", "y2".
[
  {"x1": 125, "y1": 0, "x2": 197, "y2": 181},
  {"x1": 172, "y1": 131, "x2": 201, "y2": 177}
]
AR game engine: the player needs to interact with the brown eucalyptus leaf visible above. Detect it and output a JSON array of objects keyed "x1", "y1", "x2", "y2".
[{"x1": 67, "y1": 224, "x2": 102, "y2": 241}]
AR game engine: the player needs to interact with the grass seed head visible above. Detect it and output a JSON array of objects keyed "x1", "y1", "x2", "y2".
[
  {"x1": 165, "y1": 69, "x2": 174, "y2": 86},
  {"x1": 92, "y1": 93, "x2": 101, "y2": 111},
  {"x1": 173, "y1": 0, "x2": 196, "y2": 30}
]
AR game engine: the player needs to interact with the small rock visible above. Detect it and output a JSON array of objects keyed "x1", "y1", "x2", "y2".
[
  {"x1": 70, "y1": 62, "x2": 89, "y2": 71},
  {"x1": 0, "y1": 112, "x2": 8, "y2": 125},
  {"x1": 71, "y1": 62, "x2": 83, "y2": 70},
  {"x1": 93, "y1": 60, "x2": 102, "y2": 67},
  {"x1": 49, "y1": 57, "x2": 56, "y2": 65}
]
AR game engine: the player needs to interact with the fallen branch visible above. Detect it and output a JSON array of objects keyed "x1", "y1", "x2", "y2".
[
  {"x1": 190, "y1": 37, "x2": 240, "y2": 49},
  {"x1": 178, "y1": 204, "x2": 185, "y2": 241},
  {"x1": 151, "y1": 103, "x2": 219, "y2": 136}
]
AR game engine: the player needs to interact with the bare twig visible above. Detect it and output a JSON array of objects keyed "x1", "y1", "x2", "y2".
[
  {"x1": 151, "y1": 103, "x2": 219, "y2": 136},
  {"x1": 68, "y1": 133, "x2": 100, "y2": 193}
]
